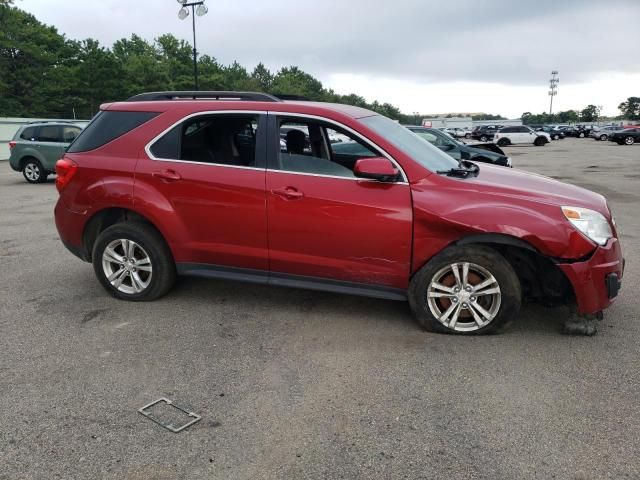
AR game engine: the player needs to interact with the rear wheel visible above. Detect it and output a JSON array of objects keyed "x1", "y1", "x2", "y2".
[
  {"x1": 465, "y1": 133, "x2": 471, "y2": 139},
  {"x1": 600, "y1": 134, "x2": 608, "y2": 141},
  {"x1": 579, "y1": 132, "x2": 585, "y2": 138},
  {"x1": 408, "y1": 246, "x2": 521, "y2": 335},
  {"x1": 92, "y1": 222, "x2": 176, "y2": 301},
  {"x1": 22, "y1": 158, "x2": 47, "y2": 183},
  {"x1": 480, "y1": 135, "x2": 488, "y2": 142},
  {"x1": 553, "y1": 134, "x2": 560, "y2": 140},
  {"x1": 497, "y1": 138, "x2": 510, "y2": 147},
  {"x1": 624, "y1": 136, "x2": 635, "y2": 145}
]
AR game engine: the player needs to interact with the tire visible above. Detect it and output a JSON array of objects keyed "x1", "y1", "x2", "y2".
[
  {"x1": 534, "y1": 136, "x2": 545, "y2": 146},
  {"x1": 408, "y1": 245, "x2": 521, "y2": 335},
  {"x1": 465, "y1": 133, "x2": 471, "y2": 139},
  {"x1": 624, "y1": 136, "x2": 635, "y2": 145},
  {"x1": 480, "y1": 135, "x2": 488, "y2": 142},
  {"x1": 579, "y1": 132, "x2": 585, "y2": 138},
  {"x1": 497, "y1": 138, "x2": 510, "y2": 147},
  {"x1": 600, "y1": 134, "x2": 608, "y2": 141},
  {"x1": 22, "y1": 158, "x2": 47, "y2": 183},
  {"x1": 553, "y1": 134, "x2": 559, "y2": 140},
  {"x1": 92, "y1": 222, "x2": 176, "y2": 301}
]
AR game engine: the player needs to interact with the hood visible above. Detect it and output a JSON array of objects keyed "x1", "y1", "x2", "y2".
[{"x1": 463, "y1": 164, "x2": 609, "y2": 215}]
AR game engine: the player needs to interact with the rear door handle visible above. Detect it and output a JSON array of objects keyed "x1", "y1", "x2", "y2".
[
  {"x1": 152, "y1": 169, "x2": 181, "y2": 182},
  {"x1": 271, "y1": 186, "x2": 304, "y2": 200}
]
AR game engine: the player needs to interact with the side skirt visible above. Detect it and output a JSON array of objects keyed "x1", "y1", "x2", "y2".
[{"x1": 176, "y1": 263, "x2": 407, "y2": 301}]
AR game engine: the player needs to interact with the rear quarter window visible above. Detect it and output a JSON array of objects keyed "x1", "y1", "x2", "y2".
[
  {"x1": 19, "y1": 127, "x2": 37, "y2": 140},
  {"x1": 67, "y1": 111, "x2": 159, "y2": 153}
]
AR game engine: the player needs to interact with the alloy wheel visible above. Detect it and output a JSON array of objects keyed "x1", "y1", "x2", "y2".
[
  {"x1": 102, "y1": 239, "x2": 153, "y2": 294},
  {"x1": 24, "y1": 163, "x2": 40, "y2": 182},
  {"x1": 625, "y1": 136, "x2": 634, "y2": 145},
  {"x1": 426, "y1": 262, "x2": 502, "y2": 332}
]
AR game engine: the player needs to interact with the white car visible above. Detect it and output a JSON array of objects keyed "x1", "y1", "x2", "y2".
[
  {"x1": 444, "y1": 127, "x2": 471, "y2": 139},
  {"x1": 493, "y1": 126, "x2": 550, "y2": 147}
]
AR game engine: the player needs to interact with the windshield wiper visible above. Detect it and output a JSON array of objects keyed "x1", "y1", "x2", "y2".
[{"x1": 437, "y1": 160, "x2": 480, "y2": 178}]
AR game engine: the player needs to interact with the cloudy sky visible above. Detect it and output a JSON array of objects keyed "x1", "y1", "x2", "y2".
[{"x1": 17, "y1": 0, "x2": 640, "y2": 117}]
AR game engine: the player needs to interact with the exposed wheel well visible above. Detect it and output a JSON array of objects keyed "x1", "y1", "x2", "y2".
[
  {"x1": 454, "y1": 235, "x2": 574, "y2": 307},
  {"x1": 83, "y1": 208, "x2": 163, "y2": 261},
  {"x1": 19, "y1": 156, "x2": 39, "y2": 170}
]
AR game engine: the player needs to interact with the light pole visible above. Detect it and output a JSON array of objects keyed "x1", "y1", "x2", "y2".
[
  {"x1": 177, "y1": 0, "x2": 208, "y2": 91},
  {"x1": 548, "y1": 70, "x2": 559, "y2": 116}
]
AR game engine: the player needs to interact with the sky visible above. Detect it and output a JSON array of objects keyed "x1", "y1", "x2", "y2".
[{"x1": 16, "y1": 0, "x2": 640, "y2": 118}]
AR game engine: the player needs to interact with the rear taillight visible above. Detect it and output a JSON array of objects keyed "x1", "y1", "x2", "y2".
[
  {"x1": 55, "y1": 157, "x2": 78, "y2": 193},
  {"x1": 8, "y1": 141, "x2": 16, "y2": 150}
]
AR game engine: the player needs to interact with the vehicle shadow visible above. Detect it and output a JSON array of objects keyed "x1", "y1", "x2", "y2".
[{"x1": 171, "y1": 276, "x2": 569, "y2": 337}]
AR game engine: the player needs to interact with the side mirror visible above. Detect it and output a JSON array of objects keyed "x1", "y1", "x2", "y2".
[{"x1": 353, "y1": 157, "x2": 399, "y2": 182}]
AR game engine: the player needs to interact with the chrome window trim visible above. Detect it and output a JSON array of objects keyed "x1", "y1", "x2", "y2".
[{"x1": 143, "y1": 109, "x2": 408, "y2": 183}]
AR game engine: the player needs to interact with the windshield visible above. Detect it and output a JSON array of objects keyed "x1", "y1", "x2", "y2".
[{"x1": 360, "y1": 115, "x2": 458, "y2": 172}]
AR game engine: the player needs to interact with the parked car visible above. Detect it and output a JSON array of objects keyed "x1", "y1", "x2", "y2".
[
  {"x1": 535, "y1": 126, "x2": 565, "y2": 140},
  {"x1": 8, "y1": 122, "x2": 83, "y2": 183},
  {"x1": 54, "y1": 90, "x2": 623, "y2": 335},
  {"x1": 471, "y1": 125, "x2": 503, "y2": 142},
  {"x1": 404, "y1": 126, "x2": 511, "y2": 167},
  {"x1": 590, "y1": 126, "x2": 622, "y2": 141},
  {"x1": 493, "y1": 126, "x2": 551, "y2": 146},
  {"x1": 609, "y1": 127, "x2": 640, "y2": 145},
  {"x1": 444, "y1": 127, "x2": 471, "y2": 139}
]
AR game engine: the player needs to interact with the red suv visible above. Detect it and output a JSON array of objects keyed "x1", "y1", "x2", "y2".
[{"x1": 54, "y1": 91, "x2": 624, "y2": 334}]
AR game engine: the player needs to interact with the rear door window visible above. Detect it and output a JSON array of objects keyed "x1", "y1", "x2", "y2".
[
  {"x1": 149, "y1": 114, "x2": 264, "y2": 168},
  {"x1": 62, "y1": 126, "x2": 82, "y2": 143},
  {"x1": 37, "y1": 125, "x2": 63, "y2": 142}
]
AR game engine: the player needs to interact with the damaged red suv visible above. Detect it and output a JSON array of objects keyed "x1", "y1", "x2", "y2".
[{"x1": 54, "y1": 91, "x2": 624, "y2": 334}]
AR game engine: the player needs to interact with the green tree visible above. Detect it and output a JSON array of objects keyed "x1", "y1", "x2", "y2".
[
  {"x1": 271, "y1": 66, "x2": 324, "y2": 99},
  {"x1": 618, "y1": 97, "x2": 640, "y2": 120},
  {"x1": 580, "y1": 105, "x2": 599, "y2": 122},
  {"x1": 251, "y1": 62, "x2": 273, "y2": 91}
]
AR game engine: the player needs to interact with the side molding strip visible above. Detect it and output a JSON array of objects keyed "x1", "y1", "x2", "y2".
[{"x1": 176, "y1": 263, "x2": 407, "y2": 301}]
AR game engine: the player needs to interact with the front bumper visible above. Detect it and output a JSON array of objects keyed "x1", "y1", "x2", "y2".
[{"x1": 557, "y1": 238, "x2": 624, "y2": 314}]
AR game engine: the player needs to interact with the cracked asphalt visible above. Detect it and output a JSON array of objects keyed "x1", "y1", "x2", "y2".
[{"x1": 1, "y1": 137, "x2": 639, "y2": 479}]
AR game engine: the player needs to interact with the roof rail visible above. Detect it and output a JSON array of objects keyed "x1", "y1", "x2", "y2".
[{"x1": 126, "y1": 91, "x2": 282, "y2": 102}]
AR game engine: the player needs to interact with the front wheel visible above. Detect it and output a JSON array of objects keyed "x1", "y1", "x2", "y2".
[
  {"x1": 534, "y1": 137, "x2": 546, "y2": 146},
  {"x1": 480, "y1": 135, "x2": 488, "y2": 142},
  {"x1": 553, "y1": 134, "x2": 559, "y2": 140},
  {"x1": 600, "y1": 134, "x2": 608, "y2": 141},
  {"x1": 465, "y1": 133, "x2": 471, "y2": 139},
  {"x1": 408, "y1": 246, "x2": 521, "y2": 335},
  {"x1": 22, "y1": 159, "x2": 47, "y2": 183},
  {"x1": 92, "y1": 222, "x2": 176, "y2": 301},
  {"x1": 624, "y1": 136, "x2": 635, "y2": 145},
  {"x1": 579, "y1": 132, "x2": 585, "y2": 138}
]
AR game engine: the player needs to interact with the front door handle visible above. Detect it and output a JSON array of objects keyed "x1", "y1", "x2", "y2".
[
  {"x1": 271, "y1": 186, "x2": 304, "y2": 200},
  {"x1": 152, "y1": 169, "x2": 182, "y2": 182}
]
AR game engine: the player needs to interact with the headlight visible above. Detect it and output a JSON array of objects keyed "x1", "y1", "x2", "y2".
[{"x1": 562, "y1": 206, "x2": 612, "y2": 246}]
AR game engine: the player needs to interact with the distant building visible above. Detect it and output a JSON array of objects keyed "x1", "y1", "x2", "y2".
[{"x1": 420, "y1": 116, "x2": 522, "y2": 129}]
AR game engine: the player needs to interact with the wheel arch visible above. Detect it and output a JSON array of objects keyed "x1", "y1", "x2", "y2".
[
  {"x1": 452, "y1": 233, "x2": 575, "y2": 307},
  {"x1": 82, "y1": 207, "x2": 168, "y2": 262}
]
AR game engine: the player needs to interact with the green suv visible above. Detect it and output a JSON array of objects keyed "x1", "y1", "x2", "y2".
[{"x1": 8, "y1": 122, "x2": 83, "y2": 183}]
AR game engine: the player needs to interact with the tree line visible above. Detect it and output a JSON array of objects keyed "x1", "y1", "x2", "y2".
[
  {"x1": 520, "y1": 100, "x2": 640, "y2": 126},
  {"x1": 0, "y1": 5, "x2": 410, "y2": 121}
]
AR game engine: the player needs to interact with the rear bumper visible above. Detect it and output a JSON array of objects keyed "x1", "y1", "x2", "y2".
[
  {"x1": 54, "y1": 198, "x2": 89, "y2": 261},
  {"x1": 557, "y1": 238, "x2": 624, "y2": 314}
]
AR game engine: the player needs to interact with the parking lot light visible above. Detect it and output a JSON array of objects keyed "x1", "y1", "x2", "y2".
[{"x1": 176, "y1": 0, "x2": 208, "y2": 91}]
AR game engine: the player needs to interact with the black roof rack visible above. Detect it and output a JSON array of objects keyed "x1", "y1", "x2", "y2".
[
  {"x1": 273, "y1": 94, "x2": 311, "y2": 101},
  {"x1": 126, "y1": 91, "x2": 282, "y2": 102}
]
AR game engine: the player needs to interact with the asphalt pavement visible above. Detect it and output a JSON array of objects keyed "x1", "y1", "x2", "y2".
[{"x1": 1, "y1": 138, "x2": 639, "y2": 479}]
